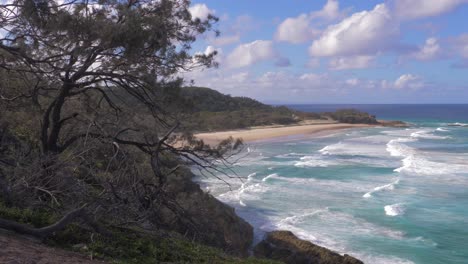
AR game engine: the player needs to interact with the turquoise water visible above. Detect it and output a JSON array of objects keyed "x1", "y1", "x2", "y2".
[{"x1": 197, "y1": 106, "x2": 468, "y2": 264}]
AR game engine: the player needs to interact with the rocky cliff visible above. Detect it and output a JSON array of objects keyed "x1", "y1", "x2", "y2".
[
  {"x1": 155, "y1": 167, "x2": 253, "y2": 257},
  {"x1": 254, "y1": 231, "x2": 363, "y2": 264}
]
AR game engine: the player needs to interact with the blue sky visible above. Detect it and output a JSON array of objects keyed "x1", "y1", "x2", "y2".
[{"x1": 186, "y1": 0, "x2": 468, "y2": 104}]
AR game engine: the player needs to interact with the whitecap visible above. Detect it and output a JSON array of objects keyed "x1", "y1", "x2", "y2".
[
  {"x1": 386, "y1": 138, "x2": 416, "y2": 157},
  {"x1": 436, "y1": 127, "x2": 449, "y2": 132},
  {"x1": 448, "y1": 122, "x2": 468, "y2": 127},
  {"x1": 295, "y1": 155, "x2": 337, "y2": 167},
  {"x1": 363, "y1": 179, "x2": 400, "y2": 198},
  {"x1": 410, "y1": 130, "x2": 450, "y2": 140},
  {"x1": 384, "y1": 203, "x2": 406, "y2": 216},
  {"x1": 262, "y1": 173, "x2": 277, "y2": 182},
  {"x1": 275, "y1": 152, "x2": 308, "y2": 158}
]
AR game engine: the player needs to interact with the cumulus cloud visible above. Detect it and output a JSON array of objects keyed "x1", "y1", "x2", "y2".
[
  {"x1": 394, "y1": 0, "x2": 468, "y2": 20},
  {"x1": 310, "y1": 0, "x2": 341, "y2": 20},
  {"x1": 329, "y1": 55, "x2": 375, "y2": 70},
  {"x1": 411, "y1": 38, "x2": 441, "y2": 60},
  {"x1": 394, "y1": 74, "x2": 424, "y2": 89},
  {"x1": 275, "y1": 0, "x2": 342, "y2": 44},
  {"x1": 189, "y1": 3, "x2": 215, "y2": 21},
  {"x1": 225, "y1": 40, "x2": 278, "y2": 68},
  {"x1": 275, "y1": 14, "x2": 320, "y2": 44},
  {"x1": 309, "y1": 4, "x2": 398, "y2": 57}
]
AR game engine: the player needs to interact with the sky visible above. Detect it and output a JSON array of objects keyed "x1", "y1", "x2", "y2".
[{"x1": 186, "y1": 0, "x2": 468, "y2": 104}]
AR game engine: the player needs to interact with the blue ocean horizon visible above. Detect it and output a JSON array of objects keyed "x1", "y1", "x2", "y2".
[{"x1": 197, "y1": 104, "x2": 468, "y2": 264}]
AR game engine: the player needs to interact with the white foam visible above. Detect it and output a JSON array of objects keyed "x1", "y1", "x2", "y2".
[
  {"x1": 279, "y1": 208, "x2": 329, "y2": 225},
  {"x1": 394, "y1": 154, "x2": 468, "y2": 176},
  {"x1": 385, "y1": 203, "x2": 406, "y2": 216},
  {"x1": 262, "y1": 173, "x2": 277, "y2": 182},
  {"x1": 386, "y1": 138, "x2": 416, "y2": 157},
  {"x1": 448, "y1": 122, "x2": 468, "y2": 127},
  {"x1": 275, "y1": 152, "x2": 308, "y2": 158},
  {"x1": 320, "y1": 141, "x2": 388, "y2": 157},
  {"x1": 410, "y1": 130, "x2": 450, "y2": 140},
  {"x1": 295, "y1": 155, "x2": 337, "y2": 167},
  {"x1": 363, "y1": 179, "x2": 400, "y2": 198},
  {"x1": 436, "y1": 127, "x2": 449, "y2": 132}
]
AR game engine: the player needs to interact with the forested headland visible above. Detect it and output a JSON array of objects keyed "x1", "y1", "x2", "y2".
[{"x1": 0, "y1": 1, "x2": 370, "y2": 263}]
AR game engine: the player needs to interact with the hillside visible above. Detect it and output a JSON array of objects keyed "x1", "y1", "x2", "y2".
[{"x1": 176, "y1": 87, "x2": 377, "y2": 132}]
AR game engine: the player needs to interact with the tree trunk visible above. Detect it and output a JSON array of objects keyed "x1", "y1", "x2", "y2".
[{"x1": 0, "y1": 207, "x2": 85, "y2": 238}]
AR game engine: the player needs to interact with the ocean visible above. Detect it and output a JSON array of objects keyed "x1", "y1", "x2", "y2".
[{"x1": 196, "y1": 104, "x2": 468, "y2": 264}]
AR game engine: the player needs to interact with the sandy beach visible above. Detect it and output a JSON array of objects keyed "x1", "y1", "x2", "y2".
[{"x1": 195, "y1": 122, "x2": 376, "y2": 145}]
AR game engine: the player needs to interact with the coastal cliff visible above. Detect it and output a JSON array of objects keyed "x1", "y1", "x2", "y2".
[
  {"x1": 156, "y1": 167, "x2": 254, "y2": 257},
  {"x1": 254, "y1": 231, "x2": 363, "y2": 264}
]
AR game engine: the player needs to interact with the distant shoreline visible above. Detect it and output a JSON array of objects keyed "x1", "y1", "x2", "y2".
[{"x1": 195, "y1": 122, "x2": 378, "y2": 145}]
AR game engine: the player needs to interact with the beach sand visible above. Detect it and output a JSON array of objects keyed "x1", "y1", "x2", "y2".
[{"x1": 195, "y1": 122, "x2": 375, "y2": 145}]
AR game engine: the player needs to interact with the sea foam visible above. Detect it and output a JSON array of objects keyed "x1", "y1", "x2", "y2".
[
  {"x1": 385, "y1": 203, "x2": 406, "y2": 216},
  {"x1": 363, "y1": 179, "x2": 400, "y2": 198},
  {"x1": 262, "y1": 173, "x2": 277, "y2": 182},
  {"x1": 410, "y1": 130, "x2": 450, "y2": 140}
]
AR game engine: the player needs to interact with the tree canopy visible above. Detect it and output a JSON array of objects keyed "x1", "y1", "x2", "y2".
[
  {"x1": 0, "y1": 0, "x2": 220, "y2": 153},
  {"x1": 0, "y1": 0, "x2": 243, "y2": 248}
]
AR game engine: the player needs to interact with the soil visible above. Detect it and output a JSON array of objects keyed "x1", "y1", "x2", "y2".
[{"x1": 0, "y1": 231, "x2": 105, "y2": 264}]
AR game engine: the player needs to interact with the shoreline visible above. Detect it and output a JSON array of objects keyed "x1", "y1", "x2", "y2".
[{"x1": 195, "y1": 122, "x2": 377, "y2": 145}]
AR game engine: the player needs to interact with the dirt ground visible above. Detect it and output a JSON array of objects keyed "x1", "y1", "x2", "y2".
[{"x1": 0, "y1": 231, "x2": 105, "y2": 264}]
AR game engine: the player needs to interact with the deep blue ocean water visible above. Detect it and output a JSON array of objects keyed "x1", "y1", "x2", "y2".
[{"x1": 197, "y1": 105, "x2": 468, "y2": 264}]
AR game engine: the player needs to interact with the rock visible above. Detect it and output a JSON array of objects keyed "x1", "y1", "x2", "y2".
[
  {"x1": 154, "y1": 167, "x2": 253, "y2": 257},
  {"x1": 378, "y1": 120, "x2": 409, "y2": 127},
  {"x1": 254, "y1": 231, "x2": 363, "y2": 264}
]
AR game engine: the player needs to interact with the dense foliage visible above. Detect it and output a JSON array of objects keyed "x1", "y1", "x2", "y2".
[
  {"x1": 170, "y1": 87, "x2": 378, "y2": 131},
  {"x1": 0, "y1": 1, "x2": 247, "y2": 262},
  {"x1": 325, "y1": 109, "x2": 378, "y2": 124},
  {"x1": 173, "y1": 87, "x2": 322, "y2": 131}
]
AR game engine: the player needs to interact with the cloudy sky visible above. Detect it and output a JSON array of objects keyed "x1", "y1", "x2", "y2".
[{"x1": 186, "y1": 0, "x2": 468, "y2": 104}]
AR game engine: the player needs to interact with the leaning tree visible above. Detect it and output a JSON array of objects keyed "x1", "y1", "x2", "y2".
[{"x1": 0, "y1": 0, "x2": 240, "y2": 238}]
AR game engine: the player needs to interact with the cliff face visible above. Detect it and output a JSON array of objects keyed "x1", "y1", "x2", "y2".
[
  {"x1": 155, "y1": 167, "x2": 253, "y2": 257},
  {"x1": 254, "y1": 231, "x2": 363, "y2": 264}
]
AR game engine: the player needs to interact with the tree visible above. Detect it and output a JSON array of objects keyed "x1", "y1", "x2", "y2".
[
  {"x1": 0, "y1": 0, "x2": 241, "y2": 240},
  {"x1": 1, "y1": 0, "x2": 219, "y2": 153}
]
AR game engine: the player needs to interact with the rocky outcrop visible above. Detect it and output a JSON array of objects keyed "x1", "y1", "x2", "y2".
[
  {"x1": 378, "y1": 120, "x2": 408, "y2": 127},
  {"x1": 155, "y1": 167, "x2": 253, "y2": 257},
  {"x1": 254, "y1": 231, "x2": 363, "y2": 264}
]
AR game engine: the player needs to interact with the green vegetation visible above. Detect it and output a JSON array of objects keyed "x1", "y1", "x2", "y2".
[
  {"x1": 172, "y1": 87, "x2": 378, "y2": 131},
  {"x1": 0, "y1": 1, "x2": 378, "y2": 263},
  {"x1": 0, "y1": 201, "x2": 278, "y2": 264},
  {"x1": 325, "y1": 109, "x2": 378, "y2": 124},
  {"x1": 173, "y1": 87, "x2": 321, "y2": 131}
]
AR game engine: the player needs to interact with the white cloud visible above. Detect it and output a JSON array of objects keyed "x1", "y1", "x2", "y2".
[
  {"x1": 225, "y1": 40, "x2": 278, "y2": 68},
  {"x1": 346, "y1": 78, "x2": 359, "y2": 86},
  {"x1": 412, "y1": 38, "x2": 441, "y2": 60},
  {"x1": 329, "y1": 55, "x2": 375, "y2": 70},
  {"x1": 310, "y1": 0, "x2": 341, "y2": 20},
  {"x1": 394, "y1": 0, "x2": 468, "y2": 20},
  {"x1": 275, "y1": 0, "x2": 342, "y2": 44},
  {"x1": 394, "y1": 74, "x2": 424, "y2": 89},
  {"x1": 189, "y1": 3, "x2": 215, "y2": 21},
  {"x1": 275, "y1": 14, "x2": 320, "y2": 44},
  {"x1": 309, "y1": 4, "x2": 398, "y2": 57}
]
